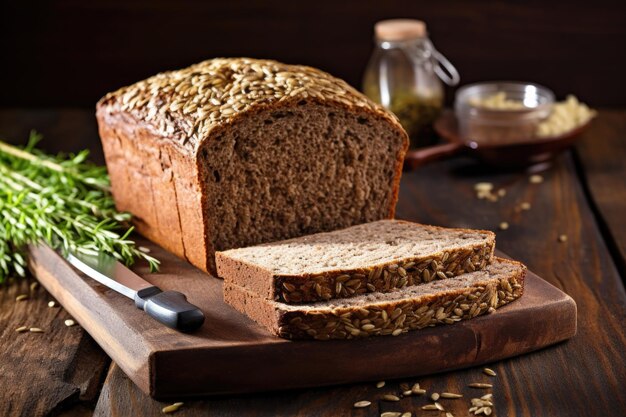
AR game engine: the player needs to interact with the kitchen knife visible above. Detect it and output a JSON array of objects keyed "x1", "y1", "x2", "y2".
[{"x1": 65, "y1": 250, "x2": 205, "y2": 332}]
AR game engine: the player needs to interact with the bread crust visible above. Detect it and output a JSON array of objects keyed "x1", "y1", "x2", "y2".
[
  {"x1": 97, "y1": 58, "x2": 408, "y2": 274},
  {"x1": 224, "y1": 258, "x2": 526, "y2": 340}
]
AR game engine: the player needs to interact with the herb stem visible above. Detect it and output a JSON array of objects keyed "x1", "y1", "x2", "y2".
[{"x1": 0, "y1": 133, "x2": 159, "y2": 282}]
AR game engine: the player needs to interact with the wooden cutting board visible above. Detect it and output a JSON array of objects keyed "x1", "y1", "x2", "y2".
[{"x1": 27, "y1": 239, "x2": 577, "y2": 400}]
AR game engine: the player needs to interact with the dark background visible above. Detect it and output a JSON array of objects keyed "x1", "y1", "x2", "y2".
[{"x1": 1, "y1": 0, "x2": 625, "y2": 109}]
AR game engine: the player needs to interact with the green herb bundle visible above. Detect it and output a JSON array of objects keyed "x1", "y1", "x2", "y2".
[{"x1": 0, "y1": 132, "x2": 159, "y2": 283}]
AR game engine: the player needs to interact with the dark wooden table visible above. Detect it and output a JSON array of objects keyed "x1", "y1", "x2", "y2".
[{"x1": 1, "y1": 109, "x2": 625, "y2": 417}]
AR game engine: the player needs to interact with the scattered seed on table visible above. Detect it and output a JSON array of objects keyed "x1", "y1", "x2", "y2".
[
  {"x1": 422, "y1": 404, "x2": 439, "y2": 410},
  {"x1": 383, "y1": 394, "x2": 400, "y2": 402},
  {"x1": 431, "y1": 392, "x2": 440, "y2": 401},
  {"x1": 401, "y1": 413, "x2": 412, "y2": 417},
  {"x1": 48, "y1": 301, "x2": 56, "y2": 308},
  {"x1": 499, "y1": 222, "x2": 509, "y2": 230},
  {"x1": 481, "y1": 394, "x2": 493, "y2": 400},
  {"x1": 497, "y1": 189, "x2": 506, "y2": 197},
  {"x1": 446, "y1": 413, "x2": 455, "y2": 417},
  {"x1": 162, "y1": 402, "x2": 183, "y2": 414},
  {"x1": 468, "y1": 383, "x2": 493, "y2": 388},
  {"x1": 558, "y1": 234, "x2": 568, "y2": 242},
  {"x1": 483, "y1": 368, "x2": 497, "y2": 377},
  {"x1": 15, "y1": 294, "x2": 28, "y2": 302},
  {"x1": 30, "y1": 282, "x2": 39, "y2": 292},
  {"x1": 353, "y1": 400, "x2": 371, "y2": 408},
  {"x1": 65, "y1": 319, "x2": 76, "y2": 327},
  {"x1": 403, "y1": 390, "x2": 412, "y2": 396},
  {"x1": 15, "y1": 326, "x2": 28, "y2": 333},
  {"x1": 381, "y1": 412, "x2": 402, "y2": 417},
  {"x1": 520, "y1": 202, "x2": 531, "y2": 210},
  {"x1": 29, "y1": 327, "x2": 44, "y2": 333},
  {"x1": 474, "y1": 182, "x2": 494, "y2": 192},
  {"x1": 434, "y1": 402, "x2": 444, "y2": 411},
  {"x1": 376, "y1": 381, "x2": 386, "y2": 388},
  {"x1": 441, "y1": 392, "x2": 463, "y2": 399},
  {"x1": 529, "y1": 174, "x2": 544, "y2": 184}
]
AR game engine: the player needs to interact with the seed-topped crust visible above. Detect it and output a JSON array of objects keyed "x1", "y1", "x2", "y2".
[
  {"x1": 224, "y1": 258, "x2": 526, "y2": 340},
  {"x1": 98, "y1": 57, "x2": 398, "y2": 154},
  {"x1": 276, "y1": 244, "x2": 494, "y2": 303}
]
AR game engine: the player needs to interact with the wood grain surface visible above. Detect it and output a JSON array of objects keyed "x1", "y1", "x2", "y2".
[
  {"x1": 574, "y1": 110, "x2": 626, "y2": 277},
  {"x1": 0, "y1": 109, "x2": 625, "y2": 416},
  {"x1": 0, "y1": 278, "x2": 110, "y2": 417}
]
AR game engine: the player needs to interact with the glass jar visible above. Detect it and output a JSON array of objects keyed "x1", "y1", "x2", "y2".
[{"x1": 363, "y1": 19, "x2": 460, "y2": 147}]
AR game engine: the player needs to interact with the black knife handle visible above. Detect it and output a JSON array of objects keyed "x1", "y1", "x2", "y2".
[{"x1": 134, "y1": 287, "x2": 205, "y2": 332}]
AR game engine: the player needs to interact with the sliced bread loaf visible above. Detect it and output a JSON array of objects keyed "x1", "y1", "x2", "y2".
[
  {"x1": 216, "y1": 220, "x2": 495, "y2": 303},
  {"x1": 223, "y1": 257, "x2": 525, "y2": 340},
  {"x1": 97, "y1": 58, "x2": 408, "y2": 274}
]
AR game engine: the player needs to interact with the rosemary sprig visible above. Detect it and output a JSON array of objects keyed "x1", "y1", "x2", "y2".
[{"x1": 0, "y1": 131, "x2": 159, "y2": 283}]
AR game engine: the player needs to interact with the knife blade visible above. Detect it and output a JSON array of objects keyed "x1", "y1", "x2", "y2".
[{"x1": 66, "y1": 250, "x2": 205, "y2": 332}]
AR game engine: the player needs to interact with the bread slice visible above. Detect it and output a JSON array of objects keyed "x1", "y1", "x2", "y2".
[
  {"x1": 97, "y1": 58, "x2": 408, "y2": 274},
  {"x1": 224, "y1": 257, "x2": 525, "y2": 340},
  {"x1": 216, "y1": 220, "x2": 495, "y2": 303}
]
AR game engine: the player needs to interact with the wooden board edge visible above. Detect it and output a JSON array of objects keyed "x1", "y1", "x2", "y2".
[{"x1": 27, "y1": 244, "x2": 154, "y2": 395}]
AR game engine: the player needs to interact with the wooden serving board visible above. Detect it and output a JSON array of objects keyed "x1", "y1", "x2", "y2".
[{"x1": 27, "y1": 239, "x2": 577, "y2": 400}]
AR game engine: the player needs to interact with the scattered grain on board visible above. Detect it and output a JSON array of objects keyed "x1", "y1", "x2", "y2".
[
  {"x1": 469, "y1": 396, "x2": 494, "y2": 416},
  {"x1": 529, "y1": 174, "x2": 544, "y2": 184},
  {"x1": 15, "y1": 326, "x2": 28, "y2": 333},
  {"x1": 431, "y1": 392, "x2": 440, "y2": 401},
  {"x1": 376, "y1": 381, "x2": 386, "y2": 388},
  {"x1": 29, "y1": 327, "x2": 44, "y2": 333},
  {"x1": 381, "y1": 413, "x2": 402, "y2": 417},
  {"x1": 411, "y1": 383, "x2": 426, "y2": 395},
  {"x1": 483, "y1": 368, "x2": 497, "y2": 377},
  {"x1": 30, "y1": 282, "x2": 39, "y2": 292},
  {"x1": 499, "y1": 222, "x2": 509, "y2": 230},
  {"x1": 15, "y1": 294, "x2": 28, "y2": 302},
  {"x1": 48, "y1": 301, "x2": 56, "y2": 308},
  {"x1": 353, "y1": 400, "x2": 371, "y2": 408},
  {"x1": 520, "y1": 202, "x2": 531, "y2": 210},
  {"x1": 64, "y1": 319, "x2": 76, "y2": 327},
  {"x1": 474, "y1": 182, "x2": 493, "y2": 192},
  {"x1": 162, "y1": 402, "x2": 183, "y2": 414},
  {"x1": 441, "y1": 392, "x2": 463, "y2": 399},
  {"x1": 383, "y1": 394, "x2": 400, "y2": 402},
  {"x1": 401, "y1": 413, "x2": 412, "y2": 417},
  {"x1": 559, "y1": 234, "x2": 568, "y2": 242},
  {"x1": 468, "y1": 383, "x2": 493, "y2": 388}
]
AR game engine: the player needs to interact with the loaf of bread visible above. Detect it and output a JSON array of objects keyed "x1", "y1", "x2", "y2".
[
  {"x1": 96, "y1": 58, "x2": 409, "y2": 274},
  {"x1": 224, "y1": 257, "x2": 526, "y2": 340},
  {"x1": 216, "y1": 220, "x2": 495, "y2": 303}
]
